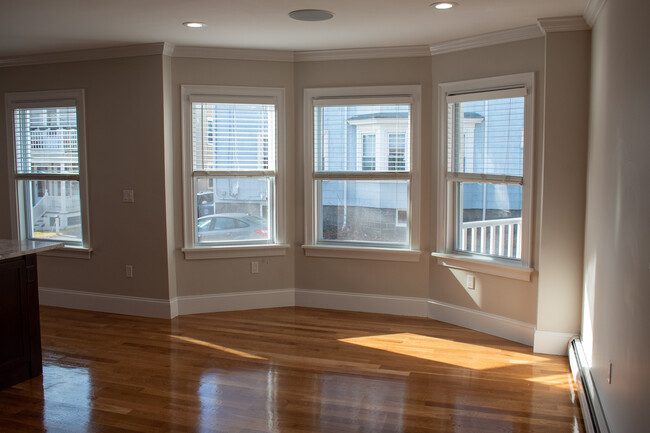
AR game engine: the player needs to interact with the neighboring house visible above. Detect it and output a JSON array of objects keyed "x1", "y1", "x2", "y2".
[{"x1": 17, "y1": 108, "x2": 81, "y2": 237}]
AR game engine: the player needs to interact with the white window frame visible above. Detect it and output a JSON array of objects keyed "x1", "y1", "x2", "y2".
[
  {"x1": 433, "y1": 73, "x2": 535, "y2": 281},
  {"x1": 5, "y1": 89, "x2": 91, "y2": 257},
  {"x1": 180, "y1": 85, "x2": 288, "y2": 260},
  {"x1": 303, "y1": 85, "x2": 421, "y2": 262}
]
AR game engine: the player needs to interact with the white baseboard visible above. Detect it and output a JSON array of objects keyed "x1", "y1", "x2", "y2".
[
  {"x1": 295, "y1": 288, "x2": 429, "y2": 317},
  {"x1": 175, "y1": 288, "x2": 295, "y2": 316},
  {"x1": 39, "y1": 287, "x2": 174, "y2": 319},
  {"x1": 427, "y1": 299, "x2": 536, "y2": 346},
  {"x1": 39, "y1": 286, "x2": 558, "y2": 350},
  {"x1": 533, "y1": 330, "x2": 578, "y2": 355}
]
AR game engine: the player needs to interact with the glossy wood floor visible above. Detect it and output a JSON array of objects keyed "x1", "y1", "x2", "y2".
[{"x1": 0, "y1": 306, "x2": 584, "y2": 433}]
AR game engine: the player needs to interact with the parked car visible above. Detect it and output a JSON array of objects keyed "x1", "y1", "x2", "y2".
[
  {"x1": 197, "y1": 191, "x2": 215, "y2": 217},
  {"x1": 197, "y1": 213, "x2": 269, "y2": 242}
]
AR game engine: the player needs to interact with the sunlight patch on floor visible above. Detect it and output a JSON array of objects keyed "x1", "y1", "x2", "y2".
[
  {"x1": 171, "y1": 335, "x2": 266, "y2": 360},
  {"x1": 526, "y1": 373, "x2": 574, "y2": 389},
  {"x1": 339, "y1": 333, "x2": 549, "y2": 370}
]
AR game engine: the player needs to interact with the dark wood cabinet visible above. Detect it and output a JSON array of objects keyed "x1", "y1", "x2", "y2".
[{"x1": 0, "y1": 254, "x2": 42, "y2": 389}]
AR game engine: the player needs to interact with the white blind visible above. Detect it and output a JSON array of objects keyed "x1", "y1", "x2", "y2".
[
  {"x1": 314, "y1": 103, "x2": 411, "y2": 173},
  {"x1": 192, "y1": 102, "x2": 276, "y2": 172},
  {"x1": 448, "y1": 96, "x2": 524, "y2": 177},
  {"x1": 13, "y1": 107, "x2": 79, "y2": 175}
]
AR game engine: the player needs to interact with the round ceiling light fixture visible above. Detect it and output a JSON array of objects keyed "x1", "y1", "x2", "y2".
[
  {"x1": 289, "y1": 9, "x2": 334, "y2": 22},
  {"x1": 182, "y1": 22, "x2": 207, "y2": 28},
  {"x1": 430, "y1": 2, "x2": 458, "y2": 10}
]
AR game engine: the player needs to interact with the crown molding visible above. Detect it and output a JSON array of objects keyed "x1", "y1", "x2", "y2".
[
  {"x1": 537, "y1": 16, "x2": 591, "y2": 34},
  {"x1": 429, "y1": 25, "x2": 543, "y2": 56},
  {"x1": 584, "y1": 0, "x2": 607, "y2": 27},
  {"x1": 294, "y1": 45, "x2": 431, "y2": 62},
  {"x1": 0, "y1": 42, "x2": 170, "y2": 68},
  {"x1": 172, "y1": 46, "x2": 295, "y2": 62}
]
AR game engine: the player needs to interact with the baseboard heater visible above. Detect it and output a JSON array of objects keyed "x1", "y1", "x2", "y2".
[{"x1": 568, "y1": 337, "x2": 610, "y2": 433}]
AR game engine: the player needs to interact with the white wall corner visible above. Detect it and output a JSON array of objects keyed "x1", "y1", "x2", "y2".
[
  {"x1": 533, "y1": 330, "x2": 578, "y2": 355},
  {"x1": 584, "y1": 0, "x2": 608, "y2": 27},
  {"x1": 162, "y1": 42, "x2": 176, "y2": 57},
  {"x1": 295, "y1": 289, "x2": 429, "y2": 317},
  {"x1": 428, "y1": 299, "x2": 536, "y2": 346},
  {"x1": 39, "y1": 287, "x2": 175, "y2": 319},
  {"x1": 176, "y1": 288, "x2": 295, "y2": 316},
  {"x1": 429, "y1": 25, "x2": 543, "y2": 56},
  {"x1": 169, "y1": 297, "x2": 179, "y2": 319},
  {"x1": 537, "y1": 16, "x2": 591, "y2": 35}
]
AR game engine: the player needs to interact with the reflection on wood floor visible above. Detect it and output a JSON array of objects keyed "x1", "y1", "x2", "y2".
[{"x1": 0, "y1": 306, "x2": 584, "y2": 432}]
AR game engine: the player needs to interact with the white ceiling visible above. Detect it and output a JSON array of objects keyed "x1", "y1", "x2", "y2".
[{"x1": 1, "y1": 0, "x2": 588, "y2": 58}]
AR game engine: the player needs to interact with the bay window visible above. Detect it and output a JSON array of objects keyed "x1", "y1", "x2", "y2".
[
  {"x1": 6, "y1": 90, "x2": 90, "y2": 251},
  {"x1": 435, "y1": 73, "x2": 534, "y2": 278},
  {"x1": 181, "y1": 86, "x2": 286, "y2": 258},
  {"x1": 303, "y1": 86, "x2": 421, "y2": 261}
]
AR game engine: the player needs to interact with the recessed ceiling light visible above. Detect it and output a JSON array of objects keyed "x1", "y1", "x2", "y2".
[
  {"x1": 431, "y1": 2, "x2": 458, "y2": 10},
  {"x1": 289, "y1": 9, "x2": 334, "y2": 22},
  {"x1": 183, "y1": 22, "x2": 206, "y2": 28}
]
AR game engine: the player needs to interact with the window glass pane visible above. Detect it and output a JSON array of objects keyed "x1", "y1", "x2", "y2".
[
  {"x1": 194, "y1": 176, "x2": 273, "y2": 244},
  {"x1": 362, "y1": 134, "x2": 376, "y2": 170},
  {"x1": 318, "y1": 180, "x2": 409, "y2": 245},
  {"x1": 20, "y1": 180, "x2": 82, "y2": 244},
  {"x1": 192, "y1": 103, "x2": 275, "y2": 171},
  {"x1": 448, "y1": 97, "x2": 524, "y2": 177},
  {"x1": 314, "y1": 104, "x2": 410, "y2": 172},
  {"x1": 455, "y1": 182, "x2": 522, "y2": 259},
  {"x1": 14, "y1": 107, "x2": 79, "y2": 175}
]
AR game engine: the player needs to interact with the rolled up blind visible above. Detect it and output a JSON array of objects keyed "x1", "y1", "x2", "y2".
[
  {"x1": 13, "y1": 107, "x2": 79, "y2": 175},
  {"x1": 191, "y1": 102, "x2": 276, "y2": 172}
]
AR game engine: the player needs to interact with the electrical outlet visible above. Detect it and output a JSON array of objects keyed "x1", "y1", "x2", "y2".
[
  {"x1": 122, "y1": 189, "x2": 135, "y2": 203},
  {"x1": 466, "y1": 275, "x2": 475, "y2": 289},
  {"x1": 251, "y1": 261, "x2": 259, "y2": 274},
  {"x1": 125, "y1": 265, "x2": 134, "y2": 278}
]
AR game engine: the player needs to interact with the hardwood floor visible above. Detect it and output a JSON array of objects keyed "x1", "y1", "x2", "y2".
[{"x1": 0, "y1": 306, "x2": 584, "y2": 433}]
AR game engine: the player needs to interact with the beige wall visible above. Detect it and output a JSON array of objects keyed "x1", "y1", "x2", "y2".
[
  {"x1": 0, "y1": 30, "x2": 597, "y2": 350},
  {"x1": 536, "y1": 30, "x2": 591, "y2": 336},
  {"x1": 582, "y1": 0, "x2": 649, "y2": 430},
  {"x1": 429, "y1": 38, "x2": 545, "y2": 324},
  {"x1": 0, "y1": 56, "x2": 171, "y2": 300},
  {"x1": 170, "y1": 57, "x2": 296, "y2": 296},
  {"x1": 294, "y1": 57, "x2": 433, "y2": 299}
]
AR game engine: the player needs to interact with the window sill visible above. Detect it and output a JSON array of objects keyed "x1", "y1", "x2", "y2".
[
  {"x1": 38, "y1": 246, "x2": 93, "y2": 260},
  {"x1": 303, "y1": 245, "x2": 421, "y2": 262},
  {"x1": 183, "y1": 244, "x2": 290, "y2": 260},
  {"x1": 431, "y1": 252, "x2": 534, "y2": 281}
]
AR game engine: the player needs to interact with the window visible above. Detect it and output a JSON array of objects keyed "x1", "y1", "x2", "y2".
[
  {"x1": 6, "y1": 90, "x2": 90, "y2": 249},
  {"x1": 181, "y1": 85, "x2": 286, "y2": 258},
  {"x1": 436, "y1": 73, "x2": 534, "y2": 275},
  {"x1": 361, "y1": 134, "x2": 376, "y2": 171},
  {"x1": 388, "y1": 133, "x2": 407, "y2": 171},
  {"x1": 303, "y1": 86, "x2": 421, "y2": 260}
]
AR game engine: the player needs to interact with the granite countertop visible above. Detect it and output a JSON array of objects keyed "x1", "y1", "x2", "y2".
[{"x1": 0, "y1": 239, "x2": 65, "y2": 260}]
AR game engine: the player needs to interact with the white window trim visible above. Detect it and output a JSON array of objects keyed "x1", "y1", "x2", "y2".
[
  {"x1": 435, "y1": 73, "x2": 535, "y2": 279},
  {"x1": 303, "y1": 85, "x2": 422, "y2": 261},
  {"x1": 5, "y1": 89, "x2": 91, "y2": 257},
  {"x1": 180, "y1": 85, "x2": 287, "y2": 260}
]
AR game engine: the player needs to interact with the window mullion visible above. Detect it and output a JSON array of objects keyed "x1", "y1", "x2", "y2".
[
  {"x1": 446, "y1": 172, "x2": 523, "y2": 185},
  {"x1": 313, "y1": 171, "x2": 410, "y2": 181},
  {"x1": 193, "y1": 170, "x2": 276, "y2": 178},
  {"x1": 15, "y1": 173, "x2": 80, "y2": 182}
]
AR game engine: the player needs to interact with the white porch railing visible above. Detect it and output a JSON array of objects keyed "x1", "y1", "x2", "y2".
[{"x1": 459, "y1": 217, "x2": 521, "y2": 259}]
